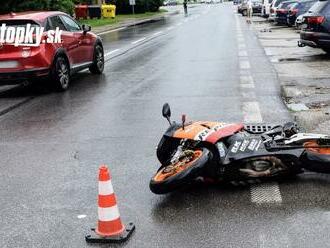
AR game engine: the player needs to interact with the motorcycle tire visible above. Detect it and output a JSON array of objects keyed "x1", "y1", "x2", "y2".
[{"x1": 150, "y1": 148, "x2": 210, "y2": 194}]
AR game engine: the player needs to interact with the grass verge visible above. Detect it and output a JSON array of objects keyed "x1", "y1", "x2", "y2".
[{"x1": 79, "y1": 10, "x2": 168, "y2": 27}]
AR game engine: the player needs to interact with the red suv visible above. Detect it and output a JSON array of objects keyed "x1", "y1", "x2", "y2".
[{"x1": 0, "y1": 11, "x2": 104, "y2": 91}]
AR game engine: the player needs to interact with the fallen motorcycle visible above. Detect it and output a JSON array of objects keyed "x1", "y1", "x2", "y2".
[{"x1": 149, "y1": 103, "x2": 330, "y2": 194}]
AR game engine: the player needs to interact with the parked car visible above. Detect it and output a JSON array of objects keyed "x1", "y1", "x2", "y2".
[
  {"x1": 238, "y1": 0, "x2": 263, "y2": 16},
  {"x1": 275, "y1": 0, "x2": 297, "y2": 25},
  {"x1": 287, "y1": 0, "x2": 317, "y2": 26},
  {"x1": 269, "y1": 0, "x2": 291, "y2": 20},
  {"x1": 0, "y1": 11, "x2": 104, "y2": 91},
  {"x1": 299, "y1": 0, "x2": 330, "y2": 53},
  {"x1": 295, "y1": 13, "x2": 306, "y2": 28},
  {"x1": 261, "y1": 0, "x2": 273, "y2": 17},
  {"x1": 295, "y1": 0, "x2": 318, "y2": 28}
]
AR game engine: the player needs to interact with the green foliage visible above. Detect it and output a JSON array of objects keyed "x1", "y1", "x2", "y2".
[
  {"x1": 49, "y1": 0, "x2": 75, "y2": 15},
  {"x1": 0, "y1": 0, "x2": 162, "y2": 15}
]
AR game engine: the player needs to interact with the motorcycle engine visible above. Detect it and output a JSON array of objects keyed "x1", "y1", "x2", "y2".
[{"x1": 239, "y1": 156, "x2": 288, "y2": 177}]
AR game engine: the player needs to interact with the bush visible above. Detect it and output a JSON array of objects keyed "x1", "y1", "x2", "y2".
[
  {"x1": 0, "y1": 0, "x2": 75, "y2": 15},
  {"x1": 49, "y1": 0, "x2": 75, "y2": 15},
  {"x1": 0, "y1": 0, "x2": 162, "y2": 15}
]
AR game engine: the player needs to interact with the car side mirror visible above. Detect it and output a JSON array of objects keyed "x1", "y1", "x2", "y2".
[
  {"x1": 162, "y1": 103, "x2": 172, "y2": 125},
  {"x1": 82, "y1": 24, "x2": 91, "y2": 34}
]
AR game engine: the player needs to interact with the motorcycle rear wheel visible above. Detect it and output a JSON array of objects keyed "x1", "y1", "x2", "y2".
[{"x1": 149, "y1": 148, "x2": 210, "y2": 194}]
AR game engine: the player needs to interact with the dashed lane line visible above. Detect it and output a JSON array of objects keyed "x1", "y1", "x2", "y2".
[
  {"x1": 152, "y1": 31, "x2": 163, "y2": 36},
  {"x1": 238, "y1": 50, "x2": 248, "y2": 57},
  {"x1": 131, "y1": 37, "x2": 147, "y2": 44},
  {"x1": 104, "y1": 49, "x2": 120, "y2": 57},
  {"x1": 236, "y1": 14, "x2": 283, "y2": 205},
  {"x1": 239, "y1": 60, "x2": 251, "y2": 70},
  {"x1": 242, "y1": 102, "x2": 263, "y2": 123}
]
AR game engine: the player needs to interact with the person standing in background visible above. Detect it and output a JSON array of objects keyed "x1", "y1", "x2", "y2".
[
  {"x1": 183, "y1": 0, "x2": 188, "y2": 16},
  {"x1": 246, "y1": 0, "x2": 253, "y2": 23}
]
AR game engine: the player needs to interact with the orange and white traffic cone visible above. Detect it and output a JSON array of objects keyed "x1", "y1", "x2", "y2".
[{"x1": 85, "y1": 165, "x2": 135, "y2": 243}]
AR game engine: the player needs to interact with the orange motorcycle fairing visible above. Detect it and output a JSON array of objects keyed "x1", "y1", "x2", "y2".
[{"x1": 173, "y1": 121, "x2": 244, "y2": 144}]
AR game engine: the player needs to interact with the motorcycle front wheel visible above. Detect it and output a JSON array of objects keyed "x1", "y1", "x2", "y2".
[{"x1": 149, "y1": 148, "x2": 210, "y2": 194}]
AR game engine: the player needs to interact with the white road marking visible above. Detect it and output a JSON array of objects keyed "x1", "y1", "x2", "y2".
[
  {"x1": 97, "y1": 27, "x2": 127, "y2": 36},
  {"x1": 250, "y1": 183, "x2": 283, "y2": 204},
  {"x1": 167, "y1": 26, "x2": 174, "y2": 30},
  {"x1": 238, "y1": 43, "x2": 246, "y2": 49},
  {"x1": 242, "y1": 101, "x2": 262, "y2": 123},
  {"x1": 236, "y1": 10, "x2": 283, "y2": 205},
  {"x1": 241, "y1": 91, "x2": 256, "y2": 99},
  {"x1": 238, "y1": 50, "x2": 248, "y2": 57},
  {"x1": 238, "y1": 37, "x2": 244, "y2": 43},
  {"x1": 104, "y1": 49, "x2": 120, "y2": 57},
  {"x1": 240, "y1": 84, "x2": 255, "y2": 89},
  {"x1": 77, "y1": 214, "x2": 87, "y2": 219},
  {"x1": 152, "y1": 31, "x2": 163, "y2": 36},
  {"x1": 240, "y1": 75, "x2": 254, "y2": 85},
  {"x1": 239, "y1": 60, "x2": 251, "y2": 70},
  {"x1": 131, "y1": 37, "x2": 146, "y2": 44}
]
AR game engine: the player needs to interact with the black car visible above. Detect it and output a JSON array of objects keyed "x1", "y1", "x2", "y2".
[
  {"x1": 299, "y1": 0, "x2": 330, "y2": 53},
  {"x1": 287, "y1": 0, "x2": 317, "y2": 26},
  {"x1": 275, "y1": 0, "x2": 297, "y2": 24},
  {"x1": 238, "y1": 0, "x2": 263, "y2": 16}
]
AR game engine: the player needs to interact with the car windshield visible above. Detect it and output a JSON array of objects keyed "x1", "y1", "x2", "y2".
[
  {"x1": 290, "y1": 2, "x2": 299, "y2": 8},
  {"x1": 308, "y1": 0, "x2": 327, "y2": 12},
  {"x1": 274, "y1": 0, "x2": 288, "y2": 7},
  {"x1": 279, "y1": 1, "x2": 295, "y2": 8}
]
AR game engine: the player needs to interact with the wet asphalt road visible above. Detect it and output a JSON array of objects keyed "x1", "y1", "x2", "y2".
[{"x1": 1, "y1": 3, "x2": 330, "y2": 248}]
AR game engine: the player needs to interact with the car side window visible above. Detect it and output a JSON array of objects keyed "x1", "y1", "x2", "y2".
[
  {"x1": 61, "y1": 15, "x2": 81, "y2": 32},
  {"x1": 49, "y1": 16, "x2": 67, "y2": 31},
  {"x1": 44, "y1": 19, "x2": 51, "y2": 31}
]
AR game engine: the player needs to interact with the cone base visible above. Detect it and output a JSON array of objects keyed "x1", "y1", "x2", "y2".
[{"x1": 85, "y1": 222, "x2": 135, "y2": 243}]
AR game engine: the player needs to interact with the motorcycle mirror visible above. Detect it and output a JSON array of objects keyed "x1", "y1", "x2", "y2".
[
  {"x1": 182, "y1": 114, "x2": 186, "y2": 130},
  {"x1": 162, "y1": 103, "x2": 171, "y2": 125}
]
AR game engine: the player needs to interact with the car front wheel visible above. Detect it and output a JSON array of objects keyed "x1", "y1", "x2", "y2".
[{"x1": 50, "y1": 56, "x2": 70, "y2": 91}]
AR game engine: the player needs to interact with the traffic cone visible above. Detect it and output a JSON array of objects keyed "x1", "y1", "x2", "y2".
[{"x1": 85, "y1": 165, "x2": 135, "y2": 243}]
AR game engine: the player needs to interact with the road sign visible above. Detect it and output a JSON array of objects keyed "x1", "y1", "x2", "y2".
[{"x1": 129, "y1": 0, "x2": 136, "y2": 5}]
